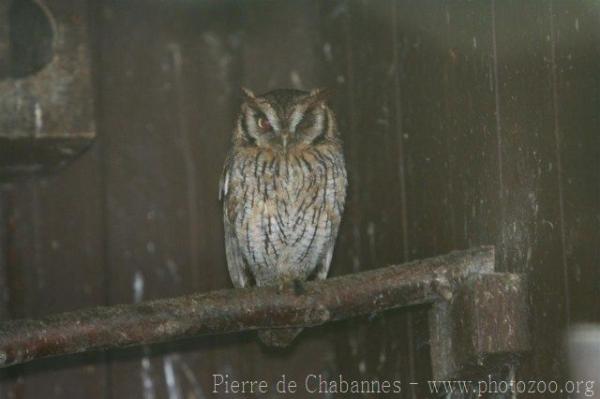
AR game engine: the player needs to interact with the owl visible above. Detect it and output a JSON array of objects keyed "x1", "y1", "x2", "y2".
[{"x1": 219, "y1": 88, "x2": 347, "y2": 348}]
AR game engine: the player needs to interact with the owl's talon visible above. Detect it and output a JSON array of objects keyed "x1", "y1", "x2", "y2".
[{"x1": 293, "y1": 279, "x2": 306, "y2": 295}]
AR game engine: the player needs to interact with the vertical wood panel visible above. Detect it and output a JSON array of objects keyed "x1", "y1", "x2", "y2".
[
  {"x1": 0, "y1": 195, "x2": 7, "y2": 321},
  {"x1": 551, "y1": 1, "x2": 600, "y2": 325},
  {"x1": 493, "y1": 0, "x2": 569, "y2": 384},
  {"x1": 101, "y1": 3, "x2": 182, "y2": 393},
  {"x1": 0, "y1": 193, "x2": 19, "y2": 399},
  {"x1": 319, "y1": 1, "x2": 436, "y2": 397},
  {"x1": 1, "y1": 148, "x2": 108, "y2": 399},
  {"x1": 98, "y1": 2, "x2": 244, "y2": 397},
  {"x1": 437, "y1": 1, "x2": 499, "y2": 252},
  {"x1": 394, "y1": 2, "x2": 469, "y2": 396}
]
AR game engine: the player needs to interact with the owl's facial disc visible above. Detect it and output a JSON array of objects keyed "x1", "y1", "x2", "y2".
[
  {"x1": 241, "y1": 100, "x2": 281, "y2": 148},
  {"x1": 239, "y1": 88, "x2": 332, "y2": 152},
  {"x1": 289, "y1": 94, "x2": 329, "y2": 146}
]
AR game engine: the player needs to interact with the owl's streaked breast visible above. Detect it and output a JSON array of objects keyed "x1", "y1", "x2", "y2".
[{"x1": 224, "y1": 144, "x2": 346, "y2": 286}]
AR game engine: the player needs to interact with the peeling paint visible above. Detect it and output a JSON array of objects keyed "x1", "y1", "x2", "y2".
[
  {"x1": 141, "y1": 356, "x2": 156, "y2": 399},
  {"x1": 133, "y1": 270, "x2": 144, "y2": 303},
  {"x1": 290, "y1": 70, "x2": 302, "y2": 88},
  {"x1": 34, "y1": 103, "x2": 43, "y2": 135},
  {"x1": 163, "y1": 355, "x2": 183, "y2": 399},
  {"x1": 178, "y1": 356, "x2": 206, "y2": 399}
]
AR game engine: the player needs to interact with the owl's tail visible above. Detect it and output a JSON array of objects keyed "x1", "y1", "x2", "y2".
[{"x1": 258, "y1": 328, "x2": 302, "y2": 348}]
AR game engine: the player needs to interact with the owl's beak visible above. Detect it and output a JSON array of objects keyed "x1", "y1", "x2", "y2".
[{"x1": 281, "y1": 132, "x2": 289, "y2": 152}]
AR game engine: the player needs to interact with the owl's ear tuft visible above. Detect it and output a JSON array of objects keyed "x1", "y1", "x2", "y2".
[
  {"x1": 241, "y1": 87, "x2": 256, "y2": 100},
  {"x1": 308, "y1": 88, "x2": 333, "y2": 106},
  {"x1": 241, "y1": 87, "x2": 262, "y2": 110}
]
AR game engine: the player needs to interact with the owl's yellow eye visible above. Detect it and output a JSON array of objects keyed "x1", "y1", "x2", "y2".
[{"x1": 257, "y1": 116, "x2": 271, "y2": 132}]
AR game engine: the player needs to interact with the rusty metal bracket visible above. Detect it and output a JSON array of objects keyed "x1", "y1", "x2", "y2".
[
  {"x1": 429, "y1": 272, "x2": 529, "y2": 380},
  {"x1": 0, "y1": 246, "x2": 529, "y2": 380},
  {"x1": 0, "y1": 0, "x2": 95, "y2": 177}
]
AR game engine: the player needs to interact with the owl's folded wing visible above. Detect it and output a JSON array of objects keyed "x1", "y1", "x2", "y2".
[{"x1": 224, "y1": 219, "x2": 251, "y2": 288}]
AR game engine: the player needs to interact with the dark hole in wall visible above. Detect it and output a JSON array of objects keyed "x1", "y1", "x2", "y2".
[{"x1": 4, "y1": 0, "x2": 54, "y2": 79}]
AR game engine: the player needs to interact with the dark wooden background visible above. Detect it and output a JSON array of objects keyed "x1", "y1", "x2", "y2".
[{"x1": 1, "y1": 1, "x2": 598, "y2": 398}]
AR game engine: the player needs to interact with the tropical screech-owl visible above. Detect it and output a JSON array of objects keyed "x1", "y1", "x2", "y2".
[{"x1": 219, "y1": 88, "x2": 347, "y2": 348}]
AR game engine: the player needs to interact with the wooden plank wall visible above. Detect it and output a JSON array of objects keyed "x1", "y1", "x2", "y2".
[{"x1": 0, "y1": 1, "x2": 598, "y2": 398}]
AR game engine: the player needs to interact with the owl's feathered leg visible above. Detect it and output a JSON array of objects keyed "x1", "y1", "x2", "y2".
[
  {"x1": 293, "y1": 278, "x2": 306, "y2": 295},
  {"x1": 257, "y1": 278, "x2": 305, "y2": 348},
  {"x1": 258, "y1": 328, "x2": 302, "y2": 348}
]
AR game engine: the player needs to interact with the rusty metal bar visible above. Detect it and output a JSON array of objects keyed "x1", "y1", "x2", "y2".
[{"x1": 0, "y1": 246, "x2": 495, "y2": 368}]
